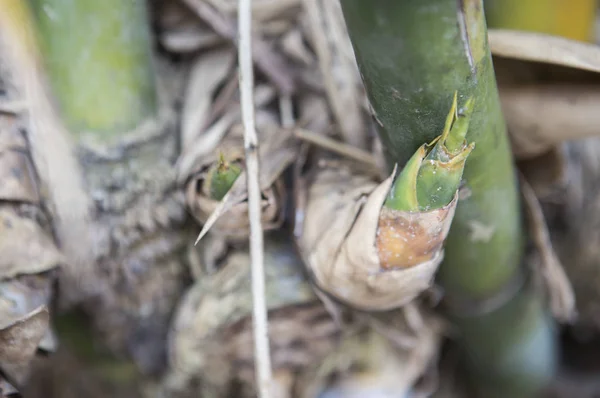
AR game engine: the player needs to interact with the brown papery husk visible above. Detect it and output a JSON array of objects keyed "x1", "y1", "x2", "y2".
[
  {"x1": 296, "y1": 158, "x2": 457, "y2": 312},
  {"x1": 377, "y1": 197, "x2": 457, "y2": 270},
  {"x1": 0, "y1": 113, "x2": 59, "y2": 393},
  {"x1": 490, "y1": 29, "x2": 600, "y2": 161}
]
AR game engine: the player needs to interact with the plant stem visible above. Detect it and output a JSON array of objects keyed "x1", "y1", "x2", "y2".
[
  {"x1": 340, "y1": 0, "x2": 556, "y2": 396},
  {"x1": 485, "y1": 0, "x2": 596, "y2": 42},
  {"x1": 238, "y1": 0, "x2": 274, "y2": 395},
  {"x1": 341, "y1": 0, "x2": 521, "y2": 297},
  {"x1": 28, "y1": 0, "x2": 157, "y2": 138}
]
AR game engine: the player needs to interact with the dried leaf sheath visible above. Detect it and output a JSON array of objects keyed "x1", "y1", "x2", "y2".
[
  {"x1": 296, "y1": 95, "x2": 472, "y2": 311},
  {"x1": 296, "y1": 159, "x2": 456, "y2": 311},
  {"x1": 0, "y1": 114, "x2": 59, "y2": 393},
  {"x1": 164, "y1": 235, "x2": 339, "y2": 397}
]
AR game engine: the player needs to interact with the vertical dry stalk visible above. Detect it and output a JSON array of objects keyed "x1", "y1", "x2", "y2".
[{"x1": 237, "y1": 0, "x2": 273, "y2": 396}]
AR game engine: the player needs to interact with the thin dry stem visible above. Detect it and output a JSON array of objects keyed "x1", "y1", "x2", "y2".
[
  {"x1": 294, "y1": 127, "x2": 379, "y2": 171},
  {"x1": 238, "y1": 0, "x2": 273, "y2": 396}
]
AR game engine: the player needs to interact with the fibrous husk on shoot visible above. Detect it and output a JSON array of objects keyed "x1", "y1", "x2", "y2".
[
  {"x1": 0, "y1": 113, "x2": 60, "y2": 394},
  {"x1": 295, "y1": 94, "x2": 473, "y2": 311}
]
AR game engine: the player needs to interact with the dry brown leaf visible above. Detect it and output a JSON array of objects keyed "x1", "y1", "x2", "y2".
[
  {"x1": 280, "y1": 28, "x2": 315, "y2": 66},
  {"x1": 164, "y1": 235, "x2": 338, "y2": 396},
  {"x1": 296, "y1": 159, "x2": 453, "y2": 311},
  {"x1": 0, "y1": 306, "x2": 49, "y2": 388},
  {"x1": 501, "y1": 84, "x2": 600, "y2": 159},
  {"x1": 156, "y1": 0, "x2": 223, "y2": 53},
  {"x1": 176, "y1": 83, "x2": 276, "y2": 181},
  {"x1": 182, "y1": 0, "x2": 296, "y2": 94},
  {"x1": 489, "y1": 29, "x2": 600, "y2": 73},
  {"x1": 0, "y1": 116, "x2": 39, "y2": 203},
  {"x1": 160, "y1": 24, "x2": 222, "y2": 53},
  {"x1": 0, "y1": 208, "x2": 63, "y2": 279},
  {"x1": 181, "y1": 48, "x2": 236, "y2": 146},
  {"x1": 303, "y1": 0, "x2": 366, "y2": 148},
  {"x1": 520, "y1": 176, "x2": 575, "y2": 323},
  {"x1": 0, "y1": 276, "x2": 53, "y2": 331}
]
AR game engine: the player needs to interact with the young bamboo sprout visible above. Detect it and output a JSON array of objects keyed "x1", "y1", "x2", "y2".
[
  {"x1": 183, "y1": 125, "x2": 292, "y2": 241},
  {"x1": 378, "y1": 93, "x2": 474, "y2": 270},
  {"x1": 296, "y1": 96, "x2": 472, "y2": 311},
  {"x1": 385, "y1": 93, "x2": 474, "y2": 213},
  {"x1": 203, "y1": 152, "x2": 242, "y2": 201}
]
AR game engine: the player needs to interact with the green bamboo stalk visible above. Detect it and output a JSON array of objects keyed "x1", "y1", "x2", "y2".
[
  {"x1": 28, "y1": 0, "x2": 157, "y2": 138},
  {"x1": 340, "y1": 0, "x2": 556, "y2": 396}
]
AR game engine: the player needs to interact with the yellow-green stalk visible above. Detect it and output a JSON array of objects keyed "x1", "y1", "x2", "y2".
[
  {"x1": 485, "y1": 0, "x2": 596, "y2": 42},
  {"x1": 28, "y1": 0, "x2": 157, "y2": 138}
]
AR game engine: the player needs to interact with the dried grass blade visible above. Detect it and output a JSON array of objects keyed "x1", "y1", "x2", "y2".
[{"x1": 238, "y1": 0, "x2": 273, "y2": 397}]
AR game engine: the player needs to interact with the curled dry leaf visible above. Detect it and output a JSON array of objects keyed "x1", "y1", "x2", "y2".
[
  {"x1": 164, "y1": 235, "x2": 339, "y2": 397},
  {"x1": 303, "y1": 0, "x2": 366, "y2": 148},
  {"x1": 181, "y1": 0, "x2": 296, "y2": 94},
  {"x1": 501, "y1": 85, "x2": 600, "y2": 159},
  {"x1": 181, "y1": 48, "x2": 236, "y2": 146},
  {"x1": 296, "y1": 159, "x2": 456, "y2": 311},
  {"x1": 0, "y1": 116, "x2": 60, "y2": 278},
  {"x1": 0, "y1": 208, "x2": 63, "y2": 279},
  {"x1": 489, "y1": 29, "x2": 600, "y2": 160},
  {"x1": 0, "y1": 117, "x2": 63, "y2": 278},
  {"x1": 156, "y1": 0, "x2": 222, "y2": 53},
  {"x1": 0, "y1": 114, "x2": 58, "y2": 393},
  {"x1": 489, "y1": 29, "x2": 600, "y2": 73},
  {"x1": 0, "y1": 306, "x2": 49, "y2": 388}
]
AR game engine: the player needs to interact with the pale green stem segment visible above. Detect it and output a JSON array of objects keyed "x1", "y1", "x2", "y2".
[{"x1": 28, "y1": 0, "x2": 157, "y2": 138}]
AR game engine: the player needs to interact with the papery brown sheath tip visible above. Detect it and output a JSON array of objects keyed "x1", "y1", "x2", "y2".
[{"x1": 376, "y1": 194, "x2": 458, "y2": 270}]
